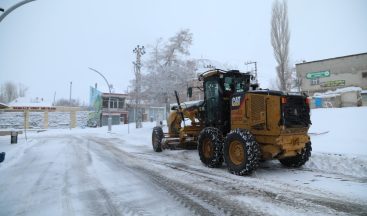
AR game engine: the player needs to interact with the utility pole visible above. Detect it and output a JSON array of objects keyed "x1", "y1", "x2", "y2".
[
  {"x1": 53, "y1": 91, "x2": 56, "y2": 106},
  {"x1": 69, "y1": 81, "x2": 72, "y2": 106},
  {"x1": 245, "y1": 61, "x2": 258, "y2": 84},
  {"x1": 133, "y1": 45, "x2": 145, "y2": 129}
]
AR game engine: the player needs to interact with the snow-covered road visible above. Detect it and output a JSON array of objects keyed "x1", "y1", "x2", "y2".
[{"x1": 1, "y1": 107, "x2": 367, "y2": 215}]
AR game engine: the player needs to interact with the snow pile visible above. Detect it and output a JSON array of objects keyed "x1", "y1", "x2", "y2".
[
  {"x1": 306, "y1": 106, "x2": 367, "y2": 178},
  {"x1": 309, "y1": 107, "x2": 366, "y2": 155},
  {"x1": 306, "y1": 153, "x2": 367, "y2": 178}
]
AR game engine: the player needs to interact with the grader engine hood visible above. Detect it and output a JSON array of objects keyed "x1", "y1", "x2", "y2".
[{"x1": 230, "y1": 91, "x2": 311, "y2": 133}]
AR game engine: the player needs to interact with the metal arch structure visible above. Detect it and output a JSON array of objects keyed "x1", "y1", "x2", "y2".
[{"x1": 0, "y1": 0, "x2": 36, "y2": 23}]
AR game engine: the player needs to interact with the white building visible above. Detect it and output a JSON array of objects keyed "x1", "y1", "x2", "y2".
[{"x1": 296, "y1": 53, "x2": 367, "y2": 95}]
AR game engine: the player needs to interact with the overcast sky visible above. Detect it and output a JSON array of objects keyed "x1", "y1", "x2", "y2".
[{"x1": 1, "y1": 0, "x2": 366, "y2": 105}]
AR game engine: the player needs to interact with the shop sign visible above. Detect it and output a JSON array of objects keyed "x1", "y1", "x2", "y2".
[
  {"x1": 320, "y1": 80, "x2": 345, "y2": 87},
  {"x1": 306, "y1": 70, "x2": 330, "y2": 79}
]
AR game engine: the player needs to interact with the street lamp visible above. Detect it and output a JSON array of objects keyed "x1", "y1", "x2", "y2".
[
  {"x1": 89, "y1": 67, "x2": 112, "y2": 132},
  {"x1": 0, "y1": 0, "x2": 36, "y2": 23}
]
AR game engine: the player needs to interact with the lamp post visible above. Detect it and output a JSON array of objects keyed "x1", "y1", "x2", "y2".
[
  {"x1": 89, "y1": 67, "x2": 112, "y2": 132},
  {"x1": 0, "y1": 0, "x2": 36, "y2": 23}
]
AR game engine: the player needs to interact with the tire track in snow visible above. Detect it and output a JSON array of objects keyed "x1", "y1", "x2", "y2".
[
  {"x1": 12, "y1": 138, "x2": 64, "y2": 216},
  {"x1": 89, "y1": 136, "x2": 265, "y2": 216},
  {"x1": 74, "y1": 135, "x2": 162, "y2": 216},
  {"x1": 141, "y1": 151, "x2": 367, "y2": 215},
  {"x1": 69, "y1": 136, "x2": 122, "y2": 216},
  {"x1": 94, "y1": 136, "x2": 367, "y2": 215}
]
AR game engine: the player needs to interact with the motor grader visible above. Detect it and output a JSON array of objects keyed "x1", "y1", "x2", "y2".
[{"x1": 152, "y1": 69, "x2": 312, "y2": 175}]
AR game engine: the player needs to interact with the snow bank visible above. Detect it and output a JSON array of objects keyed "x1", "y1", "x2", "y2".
[
  {"x1": 309, "y1": 107, "x2": 367, "y2": 155},
  {"x1": 307, "y1": 106, "x2": 367, "y2": 178}
]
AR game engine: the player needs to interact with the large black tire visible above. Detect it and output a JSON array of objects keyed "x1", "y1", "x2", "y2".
[
  {"x1": 198, "y1": 127, "x2": 224, "y2": 168},
  {"x1": 279, "y1": 142, "x2": 312, "y2": 168},
  {"x1": 152, "y1": 126, "x2": 164, "y2": 152},
  {"x1": 224, "y1": 129, "x2": 260, "y2": 176}
]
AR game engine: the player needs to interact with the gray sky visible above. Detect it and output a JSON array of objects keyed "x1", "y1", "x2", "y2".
[{"x1": 1, "y1": 0, "x2": 366, "y2": 105}]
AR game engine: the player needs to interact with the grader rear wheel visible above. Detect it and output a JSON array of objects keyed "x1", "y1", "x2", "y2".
[
  {"x1": 279, "y1": 142, "x2": 312, "y2": 167},
  {"x1": 224, "y1": 129, "x2": 260, "y2": 176},
  {"x1": 198, "y1": 127, "x2": 224, "y2": 168},
  {"x1": 228, "y1": 140, "x2": 245, "y2": 166}
]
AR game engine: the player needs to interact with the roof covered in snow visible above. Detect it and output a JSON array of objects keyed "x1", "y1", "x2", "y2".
[
  {"x1": 313, "y1": 86, "x2": 362, "y2": 98},
  {"x1": 8, "y1": 97, "x2": 53, "y2": 108},
  {"x1": 0, "y1": 102, "x2": 9, "y2": 109}
]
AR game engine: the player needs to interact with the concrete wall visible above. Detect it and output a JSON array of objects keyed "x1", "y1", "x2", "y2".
[
  {"x1": 0, "y1": 111, "x2": 91, "y2": 129},
  {"x1": 296, "y1": 53, "x2": 367, "y2": 94}
]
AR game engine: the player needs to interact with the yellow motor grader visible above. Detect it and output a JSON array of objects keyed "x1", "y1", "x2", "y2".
[{"x1": 152, "y1": 69, "x2": 312, "y2": 175}]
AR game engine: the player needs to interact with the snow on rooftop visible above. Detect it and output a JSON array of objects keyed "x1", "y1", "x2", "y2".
[
  {"x1": 313, "y1": 86, "x2": 362, "y2": 98},
  {"x1": 8, "y1": 97, "x2": 52, "y2": 107}
]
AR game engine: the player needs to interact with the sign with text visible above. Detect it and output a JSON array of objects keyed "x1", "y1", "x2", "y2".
[
  {"x1": 306, "y1": 70, "x2": 330, "y2": 79},
  {"x1": 320, "y1": 80, "x2": 345, "y2": 88}
]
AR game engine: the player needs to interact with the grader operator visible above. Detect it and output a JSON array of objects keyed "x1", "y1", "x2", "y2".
[{"x1": 152, "y1": 69, "x2": 311, "y2": 176}]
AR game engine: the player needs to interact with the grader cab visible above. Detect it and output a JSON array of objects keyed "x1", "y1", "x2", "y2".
[{"x1": 152, "y1": 69, "x2": 312, "y2": 175}]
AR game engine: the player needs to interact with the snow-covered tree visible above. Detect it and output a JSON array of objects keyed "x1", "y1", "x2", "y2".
[
  {"x1": 0, "y1": 81, "x2": 28, "y2": 103},
  {"x1": 131, "y1": 29, "x2": 196, "y2": 109}
]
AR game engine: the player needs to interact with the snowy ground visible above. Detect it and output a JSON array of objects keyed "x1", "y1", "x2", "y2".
[{"x1": 0, "y1": 107, "x2": 366, "y2": 215}]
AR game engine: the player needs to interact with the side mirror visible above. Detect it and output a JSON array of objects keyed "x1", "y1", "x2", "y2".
[{"x1": 187, "y1": 87, "x2": 193, "y2": 98}]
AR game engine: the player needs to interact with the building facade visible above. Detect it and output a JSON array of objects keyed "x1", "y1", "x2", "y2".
[
  {"x1": 101, "y1": 93, "x2": 128, "y2": 125},
  {"x1": 296, "y1": 53, "x2": 367, "y2": 95},
  {"x1": 89, "y1": 86, "x2": 128, "y2": 126}
]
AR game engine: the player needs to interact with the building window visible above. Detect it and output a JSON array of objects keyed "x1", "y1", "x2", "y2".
[
  {"x1": 118, "y1": 98, "x2": 125, "y2": 108},
  {"x1": 310, "y1": 78, "x2": 320, "y2": 85},
  {"x1": 362, "y1": 72, "x2": 367, "y2": 78},
  {"x1": 103, "y1": 98, "x2": 109, "y2": 108}
]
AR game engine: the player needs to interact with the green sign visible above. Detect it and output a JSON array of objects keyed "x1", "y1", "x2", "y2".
[
  {"x1": 306, "y1": 70, "x2": 330, "y2": 79},
  {"x1": 320, "y1": 80, "x2": 345, "y2": 88}
]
